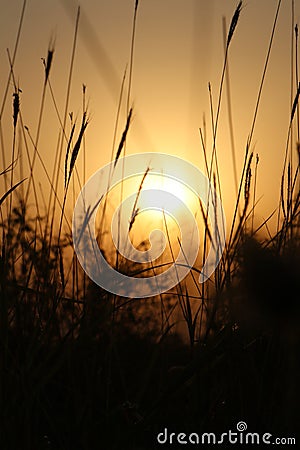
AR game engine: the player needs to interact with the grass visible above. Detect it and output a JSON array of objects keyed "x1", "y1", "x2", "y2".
[{"x1": 0, "y1": 1, "x2": 299, "y2": 449}]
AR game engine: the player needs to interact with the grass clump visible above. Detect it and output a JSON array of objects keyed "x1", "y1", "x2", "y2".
[{"x1": 0, "y1": 1, "x2": 299, "y2": 449}]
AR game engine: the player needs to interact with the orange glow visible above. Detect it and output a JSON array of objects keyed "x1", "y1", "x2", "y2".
[{"x1": 0, "y1": 0, "x2": 299, "y2": 235}]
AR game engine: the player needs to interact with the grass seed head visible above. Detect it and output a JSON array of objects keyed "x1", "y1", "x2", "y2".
[
  {"x1": 227, "y1": 1, "x2": 243, "y2": 48},
  {"x1": 67, "y1": 111, "x2": 89, "y2": 186},
  {"x1": 244, "y1": 152, "x2": 253, "y2": 204},
  {"x1": 12, "y1": 89, "x2": 21, "y2": 129},
  {"x1": 44, "y1": 39, "x2": 55, "y2": 83},
  {"x1": 64, "y1": 123, "x2": 76, "y2": 188},
  {"x1": 114, "y1": 108, "x2": 133, "y2": 168}
]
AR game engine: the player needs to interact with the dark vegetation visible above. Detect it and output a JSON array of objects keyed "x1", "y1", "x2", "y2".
[{"x1": 0, "y1": 1, "x2": 299, "y2": 448}]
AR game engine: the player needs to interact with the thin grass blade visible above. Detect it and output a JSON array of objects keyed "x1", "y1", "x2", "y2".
[{"x1": 0, "y1": 178, "x2": 26, "y2": 207}]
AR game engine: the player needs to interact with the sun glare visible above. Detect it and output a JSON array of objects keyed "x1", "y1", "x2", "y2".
[{"x1": 139, "y1": 172, "x2": 197, "y2": 216}]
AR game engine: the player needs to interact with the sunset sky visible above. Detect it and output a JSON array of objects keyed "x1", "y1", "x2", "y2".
[{"x1": 1, "y1": 0, "x2": 299, "y2": 232}]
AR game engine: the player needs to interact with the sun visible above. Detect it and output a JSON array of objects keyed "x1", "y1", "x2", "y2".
[
  {"x1": 138, "y1": 172, "x2": 197, "y2": 216},
  {"x1": 103, "y1": 160, "x2": 202, "y2": 254}
]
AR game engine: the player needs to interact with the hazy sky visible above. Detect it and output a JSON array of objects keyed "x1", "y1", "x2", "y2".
[{"x1": 1, "y1": 0, "x2": 299, "y2": 230}]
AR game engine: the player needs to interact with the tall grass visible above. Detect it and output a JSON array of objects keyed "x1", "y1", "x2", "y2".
[{"x1": 0, "y1": 1, "x2": 299, "y2": 449}]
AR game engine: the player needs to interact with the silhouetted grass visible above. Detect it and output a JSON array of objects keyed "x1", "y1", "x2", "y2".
[{"x1": 0, "y1": 1, "x2": 299, "y2": 449}]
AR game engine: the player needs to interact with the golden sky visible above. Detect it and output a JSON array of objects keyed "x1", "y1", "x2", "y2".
[{"x1": 1, "y1": 0, "x2": 299, "y2": 232}]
